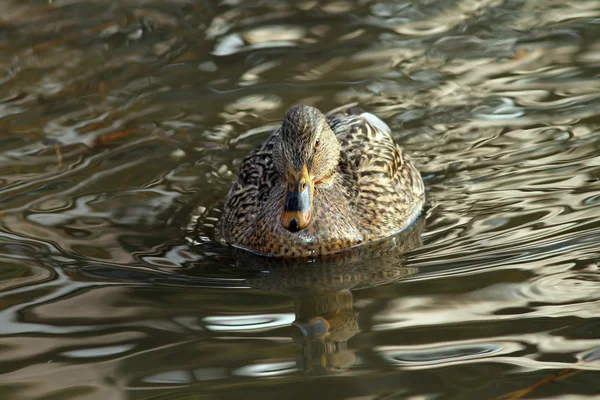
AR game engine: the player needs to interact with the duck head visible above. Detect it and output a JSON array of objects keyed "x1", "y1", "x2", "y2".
[{"x1": 273, "y1": 105, "x2": 341, "y2": 233}]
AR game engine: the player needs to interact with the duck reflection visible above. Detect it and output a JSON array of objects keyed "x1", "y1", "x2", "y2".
[
  {"x1": 294, "y1": 289, "x2": 357, "y2": 374},
  {"x1": 237, "y1": 216, "x2": 425, "y2": 375}
]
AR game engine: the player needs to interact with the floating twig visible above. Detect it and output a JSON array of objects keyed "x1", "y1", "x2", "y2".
[
  {"x1": 93, "y1": 129, "x2": 140, "y2": 146},
  {"x1": 490, "y1": 368, "x2": 581, "y2": 400},
  {"x1": 22, "y1": 21, "x2": 120, "y2": 56}
]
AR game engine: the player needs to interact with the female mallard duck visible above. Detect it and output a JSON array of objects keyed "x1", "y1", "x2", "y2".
[{"x1": 218, "y1": 105, "x2": 424, "y2": 257}]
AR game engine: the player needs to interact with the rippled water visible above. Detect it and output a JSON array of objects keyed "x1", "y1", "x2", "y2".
[{"x1": 0, "y1": 0, "x2": 599, "y2": 399}]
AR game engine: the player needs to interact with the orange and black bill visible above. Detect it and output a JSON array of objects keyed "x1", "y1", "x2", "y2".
[{"x1": 281, "y1": 165, "x2": 314, "y2": 232}]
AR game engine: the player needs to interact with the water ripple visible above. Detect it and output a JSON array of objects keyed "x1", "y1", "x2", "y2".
[{"x1": 0, "y1": 0, "x2": 599, "y2": 398}]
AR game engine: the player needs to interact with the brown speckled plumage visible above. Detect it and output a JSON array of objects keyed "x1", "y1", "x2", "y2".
[{"x1": 218, "y1": 105, "x2": 425, "y2": 257}]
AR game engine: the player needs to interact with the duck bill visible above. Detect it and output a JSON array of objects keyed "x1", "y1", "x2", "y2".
[{"x1": 281, "y1": 165, "x2": 314, "y2": 232}]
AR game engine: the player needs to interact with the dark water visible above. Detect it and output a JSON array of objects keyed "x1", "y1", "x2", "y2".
[{"x1": 1, "y1": 1, "x2": 599, "y2": 399}]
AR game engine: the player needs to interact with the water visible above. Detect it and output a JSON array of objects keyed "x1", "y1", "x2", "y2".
[{"x1": 0, "y1": 0, "x2": 599, "y2": 399}]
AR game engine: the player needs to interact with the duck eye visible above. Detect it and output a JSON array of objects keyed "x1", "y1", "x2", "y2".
[{"x1": 315, "y1": 139, "x2": 320, "y2": 149}]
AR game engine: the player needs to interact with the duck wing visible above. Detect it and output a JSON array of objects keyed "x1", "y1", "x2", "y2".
[
  {"x1": 327, "y1": 110, "x2": 424, "y2": 228},
  {"x1": 220, "y1": 130, "x2": 280, "y2": 242}
]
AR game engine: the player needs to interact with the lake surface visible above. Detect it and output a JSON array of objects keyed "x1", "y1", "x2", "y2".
[{"x1": 0, "y1": 0, "x2": 599, "y2": 399}]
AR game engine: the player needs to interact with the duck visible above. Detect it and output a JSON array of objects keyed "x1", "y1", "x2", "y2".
[{"x1": 217, "y1": 104, "x2": 424, "y2": 257}]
